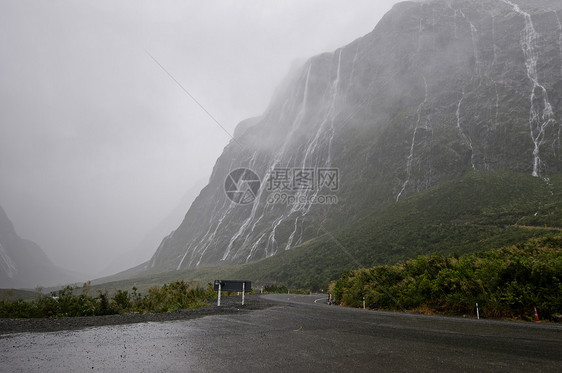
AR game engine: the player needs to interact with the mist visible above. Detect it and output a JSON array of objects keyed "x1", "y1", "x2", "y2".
[{"x1": 0, "y1": 0, "x2": 399, "y2": 278}]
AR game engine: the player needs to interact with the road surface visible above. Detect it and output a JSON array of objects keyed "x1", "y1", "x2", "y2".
[{"x1": 0, "y1": 294, "x2": 560, "y2": 372}]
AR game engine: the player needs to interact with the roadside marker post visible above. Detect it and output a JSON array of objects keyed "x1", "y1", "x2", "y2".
[
  {"x1": 217, "y1": 282, "x2": 221, "y2": 307},
  {"x1": 476, "y1": 303, "x2": 479, "y2": 320},
  {"x1": 363, "y1": 296, "x2": 366, "y2": 310}
]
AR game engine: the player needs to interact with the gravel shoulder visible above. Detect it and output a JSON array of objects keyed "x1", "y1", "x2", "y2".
[{"x1": 0, "y1": 295, "x2": 273, "y2": 335}]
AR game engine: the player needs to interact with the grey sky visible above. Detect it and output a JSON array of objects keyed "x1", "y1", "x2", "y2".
[{"x1": 0, "y1": 0, "x2": 399, "y2": 276}]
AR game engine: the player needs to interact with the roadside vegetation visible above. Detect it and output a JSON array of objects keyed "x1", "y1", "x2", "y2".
[
  {"x1": 0, "y1": 280, "x2": 214, "y2": 318},
  {"x1": 329, "y1": 235, "x2": 562, "y2": 321}
]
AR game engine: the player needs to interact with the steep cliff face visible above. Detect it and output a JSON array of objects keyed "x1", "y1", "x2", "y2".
[{"x1": 148, "y1": 0, "x2": 562, "y2": 272}]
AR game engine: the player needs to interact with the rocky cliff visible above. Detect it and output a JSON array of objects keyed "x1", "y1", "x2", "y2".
[{"x1": 147, "y1": 0, "x2": 562, "y2": 273}]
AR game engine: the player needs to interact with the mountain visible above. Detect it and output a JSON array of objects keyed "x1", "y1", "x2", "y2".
[
  {"x1": 0, "y1": 205, "x2": 82, "y2": 288},
  {"x1": 144, "y1": 0, "x2": 562, "y2": 275}
]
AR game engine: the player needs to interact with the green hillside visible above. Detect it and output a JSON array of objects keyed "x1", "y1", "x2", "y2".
[
  {"x1": 0, "y1": 288, "x2": 42, "y2": 301},
  {"x1": 92, "y1": 171, "x2": 561, "y2": 293},
  {"x1": 225, "y1": 171, "x2": 562, "y2": 289}
]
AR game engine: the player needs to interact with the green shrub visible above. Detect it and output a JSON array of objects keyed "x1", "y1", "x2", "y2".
[
  {"x1": 329, "y1": 235, "x2": 562, "y2": 320},
  {"x1": 0, "y1": 280, "x2": 214, "y2": 319}
]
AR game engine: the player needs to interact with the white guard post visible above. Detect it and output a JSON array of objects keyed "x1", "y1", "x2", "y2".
[
  {"x1": 476, "y1": 303, "x2": 479, "y2": 319},
  {"x1": 242, "y1": 282, "x2": 245, "y2": 306},
  {"x1": 217, "y1": 282, "x2": 221, "y2": 307}
]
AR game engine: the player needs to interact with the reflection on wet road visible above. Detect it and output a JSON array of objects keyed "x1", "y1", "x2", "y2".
[{"x1": 1, "y1": 294, "x2": 560, "y2": 372}]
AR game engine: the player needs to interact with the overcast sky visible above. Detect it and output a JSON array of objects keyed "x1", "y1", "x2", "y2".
[{"x1": 0, "y1": 0, "x2": 400, "y2": 277}]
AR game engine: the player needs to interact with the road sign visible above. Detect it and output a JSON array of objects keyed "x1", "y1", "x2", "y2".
[
  {"x1": 213, "y1": 280, "x2": 252, "y2": 292},
  {"x1": 214, "y1": 280, "x2": 252, "y2": 306}
]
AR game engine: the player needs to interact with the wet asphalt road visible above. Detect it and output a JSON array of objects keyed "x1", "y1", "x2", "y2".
[{"x1": 0, "y1": 294, "x2": 560, "y2": 372}]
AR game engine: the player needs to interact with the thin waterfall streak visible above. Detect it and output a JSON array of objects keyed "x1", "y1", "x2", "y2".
[
  {"x1": 456, "y1": 88, "x2": 475, "y2": 169},
  {"x1": 397, "y1": 76, "x2": 428, "y2": 202},
  {"x1": 502, "y1": 0, "x2": 556, "y2": 177}
]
